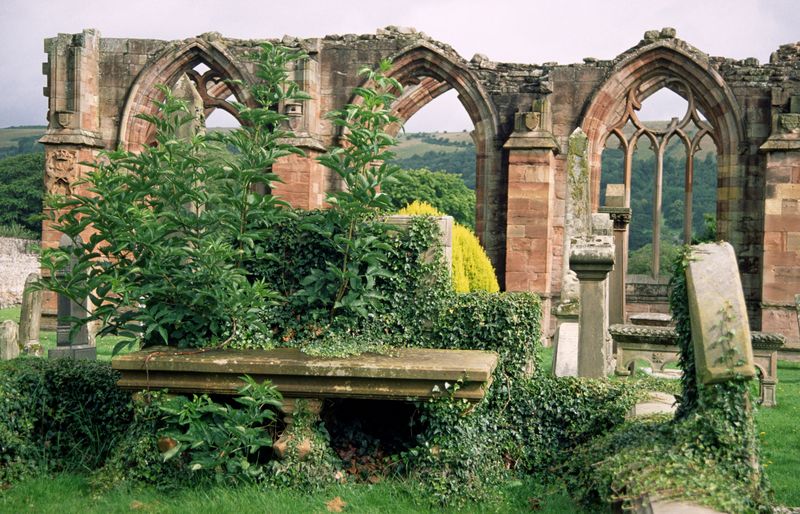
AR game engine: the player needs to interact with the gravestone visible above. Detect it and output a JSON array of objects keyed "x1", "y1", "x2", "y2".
[
  {"x1": 48, "y1": 234, "x2": 96, "y2": 360},
  {"x1": 0, "y1": 320, "x2": 20, "y2": 360},
  {"x1": 686, "y1": 242, "x2": 755, "y2": 384},
  {"x1": 18, "y1": 272, "x2": 43, "y2": 356},
  {"x1": 553, "y1": 322, "x2": 579, "y2": 376}
]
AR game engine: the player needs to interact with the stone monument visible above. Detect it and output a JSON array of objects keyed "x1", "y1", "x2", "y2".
[
  {"x1": 49, "y1": 234, "x2": 96, "y2": 360},
  {"x1": 18, "y1": 272, "x2": 43, "y2": 356}
]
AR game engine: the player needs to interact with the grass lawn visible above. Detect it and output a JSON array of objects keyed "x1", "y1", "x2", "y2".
[
  {"x1": 0, "y1": 473, "x2": 583, "y2": 513},
  {"x1": 755, "y1": 360, "x2": 800, "y2": 507}
]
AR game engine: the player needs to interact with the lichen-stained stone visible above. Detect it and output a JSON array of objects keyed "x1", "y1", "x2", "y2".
[
  {"x1": 112, "y1": 347, "x2": 499, "y2": 402},
  {"x1": 0, "y1": 320, "x2": 20, "y2": 360},
  {"x1": 686, "y1": 242, "x2": 756, "y2": 384}
]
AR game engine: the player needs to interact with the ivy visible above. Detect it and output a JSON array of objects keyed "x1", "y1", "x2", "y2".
[{"x1": 560, "y1": 247, "x2": 772, "y2": 513}]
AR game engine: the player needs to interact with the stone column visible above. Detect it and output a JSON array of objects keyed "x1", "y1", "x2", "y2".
[
  {"x1": 759, "y1": 93, "x2": 800, "y2": 349},
  {"x1": 40, "y1": 30, "x2": 105, "y2": 327},
  {"x1": 551, "y1": 129, "x2": 591, "y2": 373},
  {"x1": 272, "y1": 53, "x2": 329, "y2": 209},
  {"x1": 503, "y1": 98, "x2": 559, "y2": 340},
  {"x1": 570, "y1": 236, "x2": 614, "y2": 378},
  {"x1": 599, "y1": 184, "x2": 631, "y2": 326}
]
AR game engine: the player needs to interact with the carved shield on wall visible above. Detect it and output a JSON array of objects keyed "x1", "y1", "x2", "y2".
[{"x1": 45, "y1": 149, "x2": 78, "y2": 196}]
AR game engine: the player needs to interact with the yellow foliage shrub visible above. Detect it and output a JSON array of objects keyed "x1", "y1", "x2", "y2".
[{"x1": 397, "y1": 201, "x2": 499, "y2": 293}]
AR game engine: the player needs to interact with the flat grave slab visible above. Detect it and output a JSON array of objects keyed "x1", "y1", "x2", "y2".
[{"x1": 112, "y1": 346, "x2": 499, "y2": 402}]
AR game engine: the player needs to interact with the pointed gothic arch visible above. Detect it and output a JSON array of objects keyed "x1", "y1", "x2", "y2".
[
  {"x1": 118, "y1": 38, "x2": 252, "y2": 151},
  {"x1": 348, "y1": 43, "x2": 503, "y2": 270},
  {"x1": 581, "y1": 42, "x2": 745, "y2": 245}
]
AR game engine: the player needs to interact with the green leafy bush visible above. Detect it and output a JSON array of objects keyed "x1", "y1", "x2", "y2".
[
  {"x1": 158, "y1": 376, "x2": 283, "y2": 484},
  {"x1": 37, "y1": 43, "x2": 307, "y2": 350},
  {"x1": 0, "y1": 358, "x2": 133, "y2": 484}
]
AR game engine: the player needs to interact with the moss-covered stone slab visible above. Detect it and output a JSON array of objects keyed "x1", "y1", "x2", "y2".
[
  {"x1": 112, "y1": 347, "x2": 498, "y2": 402},
  {"x1": 686, "y1": 242, "x2": 756, "y2": 384}
]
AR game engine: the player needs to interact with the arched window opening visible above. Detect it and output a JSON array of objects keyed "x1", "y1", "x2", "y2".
[
  {"x1": 599, "y1": 78, "x2": 718, "y2": 278},
  {"x1": 388, "y1": 88, "x2": 478, "y2": 231}
]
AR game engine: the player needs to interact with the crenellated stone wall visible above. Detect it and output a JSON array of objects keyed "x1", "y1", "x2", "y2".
[{"x1": 38, "y1": 26, "x2": 800, "y2": 347}]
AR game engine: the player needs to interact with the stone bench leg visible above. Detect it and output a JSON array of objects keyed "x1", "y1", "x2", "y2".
[
  {"x1": 760, "y1": 379, "x2": 777, "y2": 408},
  {"x1": 273, "y1": 398, "x2": 323, "y2": 460}
]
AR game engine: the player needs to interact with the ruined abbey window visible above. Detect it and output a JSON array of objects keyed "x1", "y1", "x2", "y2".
[{"x1": 600, "y1": 78, "x2": 718, "y2": 277}]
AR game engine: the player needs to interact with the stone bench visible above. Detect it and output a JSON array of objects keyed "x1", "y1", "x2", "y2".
[
  {"x1": 610, "y1": 324, "x2": 785, "y2": 407},
  {"x1": 112, "y1": 346, "x2": 499, "y2": 402}
]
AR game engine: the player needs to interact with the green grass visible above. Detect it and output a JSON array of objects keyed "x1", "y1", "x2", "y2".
[
  {"x1": 0, "y1": 473, "x2": 582, "y2": 514},
  {"x1": 0, "y1": 306, "x2": 128, "y2": 360},
  {"x1": 755, "y1": 361, "x2": 800, "y2": 507}
]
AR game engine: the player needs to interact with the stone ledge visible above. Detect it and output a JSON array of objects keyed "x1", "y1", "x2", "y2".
[{"x1": 112, "y1": 346, "x2": 498, "y2": 401}]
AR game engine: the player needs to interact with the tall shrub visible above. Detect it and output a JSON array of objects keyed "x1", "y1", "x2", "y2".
[
  {"x1": 38, "y1": 43, "x2": 308, "y2": 349},
  {"x1": 397, "y1": 200, "x2": 499, "y2": 293}
]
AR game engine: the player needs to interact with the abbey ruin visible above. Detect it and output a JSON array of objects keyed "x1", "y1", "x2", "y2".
[{"x1": 38, "y1": 27, "x2": 800, "y2": 349}]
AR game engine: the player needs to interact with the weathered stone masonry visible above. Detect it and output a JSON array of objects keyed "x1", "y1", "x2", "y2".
[{"x1": 40, "y1": 27, "x2": 800, "y2": 348}]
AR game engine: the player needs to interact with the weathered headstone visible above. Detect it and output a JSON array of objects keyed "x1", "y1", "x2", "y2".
[
  {"x1": 18, "y1": 272, "x2": 43, "y2": 356},
  {"x1": 686, "y1": 242, "x2": 755, "y2": 384},
  {"x1": 552, "y1": 322, "x2": 579, "y2": 376},
  {"x1": 49, "y1": 234, "x2": 96, "y2": 360},
  {"x1": 0, "y1": 320, "x2": 20, "y2": 360}
]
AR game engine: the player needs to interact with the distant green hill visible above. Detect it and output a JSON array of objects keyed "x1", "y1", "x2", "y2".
[
  {"x1": 392, "y1": 132, "x2": 476, "y2": 188},
  {"x1": 0, "y1": 126, "x2": 45, "y2": 158}
]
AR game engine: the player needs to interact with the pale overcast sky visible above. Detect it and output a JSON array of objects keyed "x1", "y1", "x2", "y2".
[{"x1": 0, "y1": 0, "x2": 797, "y2": 132}]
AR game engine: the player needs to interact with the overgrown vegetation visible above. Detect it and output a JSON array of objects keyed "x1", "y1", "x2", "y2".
[
  {"x1": 562, "y1": 247, "x2": 771, "y2": 513},
  {"x1": 10, "y1": 39, "x2": 772, "y2": 514},
  {"x1": 383, "y1": 167, "x2": 476, "y2": 228},
  {"x1": 0, "y1": 358, "x2": 133, "y2": 484},
  {"x1": 397, "y1": 200, "x2": 498, "y2": 293}
]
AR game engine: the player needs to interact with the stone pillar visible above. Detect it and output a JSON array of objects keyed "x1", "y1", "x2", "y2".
[
  {"x1": 551, "y1": 129, "x2": 591, "y2": 372},
  {"x1": 570, "y1": 236, "x2": 614, "y2": 378},
  {"x1": 599, "y1": 184, "x2": 631, "y2": 326},
  {"x1": 40, "y1": 29, "x2": 105, "y2": 325},
  {"x1": 272, "y1": 52, "x2": 329, "y2": 210},
  {"x1": 18, "y1": 273, "x2": 43, "y2": 356},
  {"x1": 759, "y1": 92, "x2": 800, "y2": 349},
  {"x1": 49, "y1": 234, "x2": 96, "y2": 360},
  {"x1": 503, "y1": 98, "x2": 559, "y2": 340}
]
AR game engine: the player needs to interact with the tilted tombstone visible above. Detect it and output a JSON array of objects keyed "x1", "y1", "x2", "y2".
[
  {"x1": 48, "y1": 234, "x2": 96, "y2": 360},
  {"x1": 0, "y1": 320, "x2": 20, "y2": 360},
  {"x1": 18, "y1": 272, "x2": 43, "y2": 356},
  {"x1": 685, "y1": 242, "x2": 755, "y2": 384}
]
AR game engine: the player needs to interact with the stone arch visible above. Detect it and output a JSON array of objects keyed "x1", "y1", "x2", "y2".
[
  {"x1": 348, "y1": 43, "x2": 502, "y2": 267},
  {"x1": 581, "y1": 41, "x2": 744, "y2": 246},
  {"x1": 118, "y1": 38, "x2": 251, "y2": 151}
]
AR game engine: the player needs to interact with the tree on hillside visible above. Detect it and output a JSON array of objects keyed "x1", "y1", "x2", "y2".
[
  {"x1": 0, "y1": 153, "x2": 44, "y2": 234},
  {"x1": 392, "y1": 149, "x2": 476, "y2": 189},
  {"x1": 384, "y1": 167, "x2": 476, "y2": 229}
]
